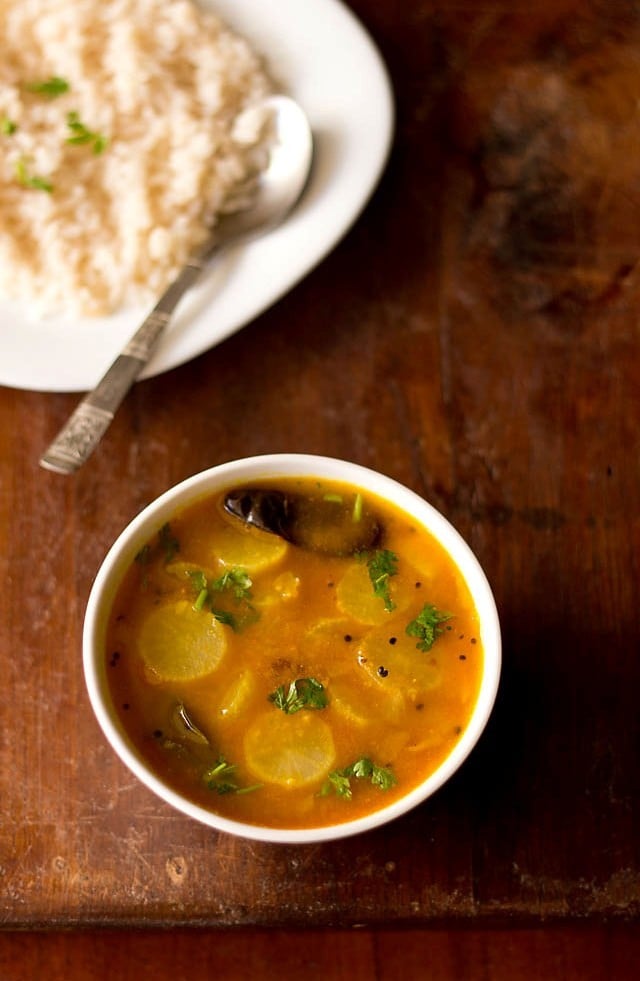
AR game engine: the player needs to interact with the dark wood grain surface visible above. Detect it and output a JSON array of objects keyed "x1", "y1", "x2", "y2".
[
  {"x1": 2, "y1": 926, "x2": 640, "y2": 980},
  {"x1": 1, "y1": 0, "x2": 638, "y2": 930}
]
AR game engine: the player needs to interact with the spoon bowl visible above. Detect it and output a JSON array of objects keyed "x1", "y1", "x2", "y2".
[
  {"x1": 208, "y1": 96, "x2": 313, "y2": 248},
  {"x1": 40, "y1": 95, "x2": 313, "y2": 475}
]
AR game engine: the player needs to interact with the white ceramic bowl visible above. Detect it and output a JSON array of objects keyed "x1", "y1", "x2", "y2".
[{"x1": 83, "y1": 454, "x2": 501, "y2": 843}]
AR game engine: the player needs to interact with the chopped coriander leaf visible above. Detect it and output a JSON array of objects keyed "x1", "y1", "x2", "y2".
[
  {"x1": 369, "y1": 762, "x2": 397, "y2": 791},
  {"x1": 321, "y1": 757, "x2": 396, "y2": 798},
  {"x1": 211, "y1": 567, "x2": 252, "y2": 601},
  {"x1": 158, "y1": 523, "x2": 179, "y2": 562},
  {"x1": 188, "y1": 569, "x2": 208, "y2": 595},
  {"x1": 134, "y1": 543, "x2": 151, "y2": 564},
  {"x1": 204, "y1": 759, "x2": 238, "y2": 793},
  {"x1": 321, "y1": 769, "x2": 352, "y2": 799},
  {"x1": 204, "y1": 758, "x2": 262, "y2": 796},
  {"x1": 211, "y1": 608, "x2": 236, "y2": 629},
  {"x1": 269, "y1": 677, "x2": 328, "y2": 714},
  {"x1": 1, "y1": 117, "x2": 17, "y2": 135},
  {"x1": 406, "y1": 603, "x2": 452, "y2": 651},
  {"x1": 14, "y1": 157, "x2": 53, "y2": 193},
  {"x1": 367, "y1": 549, "x2": 398, "y2": 611},
  {"x1": 26, "y1": 75, "x2": 70, "y2": 98},
  {"x1": 66, "y1": 111, "x2": 109, "y2": 154},
  {"x1": 193, "y1": 588, "x2": 208, "y2": 611},
  {"x1": 189, "y1": 567, "x2": 253, "y2": 620},
  {"x1": 91, "y1": 132, "x2": 109, "y2": 155},
  {"x1": 188, "y1": 567, "x2": 256, "y2": 631}
]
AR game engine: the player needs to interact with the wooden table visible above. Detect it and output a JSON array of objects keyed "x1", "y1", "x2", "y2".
[{"x1": 1, "y1": 0, "x2": 638, "y2": 932}]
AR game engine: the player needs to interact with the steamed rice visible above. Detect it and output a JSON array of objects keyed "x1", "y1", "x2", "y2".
[{"x1": 0, "y1": 0, "x2": 272, "y2": 317}]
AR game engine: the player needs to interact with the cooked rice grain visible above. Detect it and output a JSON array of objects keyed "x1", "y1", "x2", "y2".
[{"x1": 0, "y1": 0, "x2": 272, "y2": 316}]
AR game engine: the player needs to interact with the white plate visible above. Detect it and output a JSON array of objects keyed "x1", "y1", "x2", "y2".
[{"x1": 0, "y1": 0, "x2": 393, "y2": 393}]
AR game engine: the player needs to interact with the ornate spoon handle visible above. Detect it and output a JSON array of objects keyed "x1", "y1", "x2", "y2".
[{"x1": 40, "y1": 260, "x2": 205, "y2": 474}]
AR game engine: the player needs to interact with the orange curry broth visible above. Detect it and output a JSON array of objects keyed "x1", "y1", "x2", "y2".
[{"x1": 105, "y1": 477, "x2": 483, "y2": 829}]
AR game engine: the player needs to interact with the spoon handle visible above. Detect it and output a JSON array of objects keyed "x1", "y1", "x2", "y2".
[{"x1": 39, "y1": 258, "x2": 207, "y2": 475}]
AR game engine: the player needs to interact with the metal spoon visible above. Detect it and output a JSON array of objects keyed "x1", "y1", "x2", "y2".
[
  {"x1": 224, "y1": 488, "x2": 381, "y2": 555},
  {"x1": 40, "y1": 95, "x2": 313, "y2": 475}
]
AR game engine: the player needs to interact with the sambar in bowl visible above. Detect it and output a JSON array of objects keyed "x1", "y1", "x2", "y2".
[{"x1": 83, "y1": 454, "x2": 501, "y2": 843}]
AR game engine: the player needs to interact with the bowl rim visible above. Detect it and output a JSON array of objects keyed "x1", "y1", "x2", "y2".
[{"x1": 83, "y1": 453, "x2": 501, "y2": 844}]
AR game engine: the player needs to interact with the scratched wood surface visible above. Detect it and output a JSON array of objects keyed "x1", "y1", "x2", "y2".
[{"x1": 1, "y1": 0, "x2": 639, "y2": 931}]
